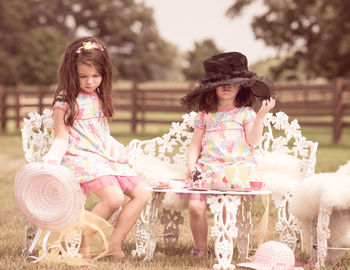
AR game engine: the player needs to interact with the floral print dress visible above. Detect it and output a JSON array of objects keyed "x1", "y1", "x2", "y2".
[
  {"x1": 194, "y1": 107, "x2": 257, "y2": 184},
  {"x1": 53, "y1": 91, "x2": 136, "y2": 183}
]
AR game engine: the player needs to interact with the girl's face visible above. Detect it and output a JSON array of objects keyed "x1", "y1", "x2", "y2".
[
  {"x1": 77, "y1": 63, "x2": 102, "y2": 93},
  {"x1": 216, "y1": 85, "x2": 240, "y2": 102}
]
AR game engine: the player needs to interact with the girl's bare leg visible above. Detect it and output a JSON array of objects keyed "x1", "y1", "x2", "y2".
[
  {"x1": 109, "y1": 181, "x2": 151, "y2": 257},
  {"x1": 188, "y1": 197, "x2": 208, "y2": 256},
  {"x1": 81, "y1": 185, "x2": 125, "y2": 258},
  {"x1": 92, "y1": 185, "x2": 125, "y2": 219}
]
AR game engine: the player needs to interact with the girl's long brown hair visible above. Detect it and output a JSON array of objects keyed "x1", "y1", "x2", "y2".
[{"x1": 53, "y1": 36, "x2": 113, "y2": 126}]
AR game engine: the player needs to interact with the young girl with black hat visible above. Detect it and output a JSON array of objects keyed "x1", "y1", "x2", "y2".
[{"x1": 181, "y1": 52, "x2": 275, "y2": 257}]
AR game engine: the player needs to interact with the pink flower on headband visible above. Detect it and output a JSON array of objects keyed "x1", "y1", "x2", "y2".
[{"x1": 76, "y1": 41, "x2": 104, "y2": 53}]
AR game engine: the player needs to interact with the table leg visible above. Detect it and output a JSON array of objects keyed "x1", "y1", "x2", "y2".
[
  {"x1": 160, "y1": 209, "x2": 184, "y2": 247},
  {"x1": 132, "y1": 192, "x2": 164, "y2": 260},
  {"x1": 207, "y1": 195, "x2": 241, "y2": 270},
  {"x1": 236, "y1": 195, "x2": 253, "y2": 261}
]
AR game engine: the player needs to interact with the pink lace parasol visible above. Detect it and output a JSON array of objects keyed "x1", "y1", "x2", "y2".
[{"x1": 15, "y1": 163, "x2": 86, "y2": 232}]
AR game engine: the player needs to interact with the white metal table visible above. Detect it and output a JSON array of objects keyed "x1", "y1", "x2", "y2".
[{"x1": 132, "y1": 187, "x2": 271, "y2": 270}]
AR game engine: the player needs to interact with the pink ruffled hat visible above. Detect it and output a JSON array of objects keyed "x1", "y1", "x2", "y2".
[
  {"x1": 236, "y1": 241, "x2": 303, "y2": 270},
  {"x1": 14, "y1": 162, "x2": 86, "y2": 232}
]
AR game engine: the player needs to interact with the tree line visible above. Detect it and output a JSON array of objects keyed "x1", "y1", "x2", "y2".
[
  {"x1": 227, "y1": 0, "x2": 350, "y2": 80},
  {"x1": 1, "y1": 0, "x2": 349, "y2": 87}
]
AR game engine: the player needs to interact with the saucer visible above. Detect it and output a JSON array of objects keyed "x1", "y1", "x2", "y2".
[
  {"x1": 231, "y1": 187, "x2": 253, "y2": 192},
  {"x1": 211, "y1": 187, "x2": 230, "y2": 191},
  {"x1": 153, "y1": 186, "x2": 170, "y2": 190},
  {"x1": 187, "y1": 187, "x2": 208, "y2": 191}
]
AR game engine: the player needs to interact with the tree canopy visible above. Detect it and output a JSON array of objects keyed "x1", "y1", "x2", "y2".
[
  {"x1": 0, "y1": 0, "x2": 177, "y2": 85},
  {"x1": 227, "y1": 0, "x2": 350, "y2": 80},
  {"x1": 182, "y1": 39, "x2": 222, "y2": 82}
]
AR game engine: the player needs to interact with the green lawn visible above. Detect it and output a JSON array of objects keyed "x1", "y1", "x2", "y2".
[
  {"x1": 0, "y1": 125, "x2": 349, "y2": 269},
  {"x1": 300, "y1": 127, "x2": 350, "y2": 172}
]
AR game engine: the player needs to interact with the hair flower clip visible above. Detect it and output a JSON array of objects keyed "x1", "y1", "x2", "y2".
[{"x1": 76, "y1": 41, "x2": 104, "y2": 54}]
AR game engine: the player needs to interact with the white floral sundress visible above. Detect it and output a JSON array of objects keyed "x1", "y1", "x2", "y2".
[
  {"x1": 53, "y1": 91, "x2": 136, "y2": 183},
  {"x1": 194, "y1": 107, "x2": 257, "y2": 183}
]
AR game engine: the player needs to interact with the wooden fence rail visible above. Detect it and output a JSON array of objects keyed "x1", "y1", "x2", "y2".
[{"x1": 1, "y1": 78, "x2": 349, "y2": 143}]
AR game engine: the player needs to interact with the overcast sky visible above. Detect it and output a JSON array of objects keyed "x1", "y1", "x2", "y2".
[{"x1": 145, "y1": 0, "x2": 277, "y2": 64}]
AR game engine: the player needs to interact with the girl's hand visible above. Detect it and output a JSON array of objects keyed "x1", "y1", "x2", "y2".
[
  {"x1": 257, "y1": 97, "x2": 275, "y2": 117},
  {"x1": 186, "y1": 163, "x2": 197, "y2": 181},
  {"x1": 245, "y1": 97, "x2": 275, "y2": 146},
  {"x1": 187, "y1": 165, "x2": 202, "y2": 183},
  {"x1": 42, "y1": 138, "x2": 68, "y2": 166},
  {"x1": 44, "y1": 159, "x2": 60, "y2": 166}
]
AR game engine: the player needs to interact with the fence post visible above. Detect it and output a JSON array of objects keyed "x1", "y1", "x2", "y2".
[
  {"x1": 131, "y1": 82, "x2": 138, "y2": 133},
  {"x1": 333, "y1": 77, "x2": 344, "y2": 143},
  {"x1": 140, "y1": 90, "x2": 146, "y2": 133},
  {"x1": 38, "y1": 87, "x2": 44, "y2": 114},
  {"x1": 15, "y1": 87, "x2": 20, "y2": 129},
  {"x1": 0, "y1": 88, "x2": 7, "y2": 132}
]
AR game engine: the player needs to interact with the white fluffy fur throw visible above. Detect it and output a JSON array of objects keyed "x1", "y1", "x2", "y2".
[
  {"x1": 132, "y1": 155, "x2": 188, "y2": 211},
  {"x1": 288, "y1": 161, "x2": 350, "y2": 254},
  {"x1": 255, "y1": 152, "x2": 303, "y2": 196},
  {"x1": 290, "y1": 161, "x2": 350, "y2": 221}
]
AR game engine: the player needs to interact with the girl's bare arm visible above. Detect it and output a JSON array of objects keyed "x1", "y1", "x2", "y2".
[
  {"x1": 53, "y1": 109, "x2": 70, "y2": 141},
  {"x1": 245, "y1": 98, "x2": 275, "y2": 146},
  {"x1": 187, "y1": 127, "x2": 204, "y2": 174}
]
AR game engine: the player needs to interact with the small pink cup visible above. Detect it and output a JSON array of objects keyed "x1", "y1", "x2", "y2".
[
  {"x1": 249, "y1": 181, "x2": 265, "y2": 190},
  {"x1": 169, "y1": 179, "x2": 185, "y2": 189}
]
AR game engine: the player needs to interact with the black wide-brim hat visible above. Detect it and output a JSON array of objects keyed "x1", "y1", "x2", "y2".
[{"x1": 181, "y1": 52, "x2": 274, "y2": 110}]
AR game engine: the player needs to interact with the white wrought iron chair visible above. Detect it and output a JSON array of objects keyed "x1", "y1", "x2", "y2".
[
  {"x1": 20, "y1": 109, "x2": 121, "y2": 259},
  {"x1": 128, "y1": 111, "x2": 318, "y2": 261},
  {"x1": 21, "y1": 110, "x2": 318, "y2": 265}
]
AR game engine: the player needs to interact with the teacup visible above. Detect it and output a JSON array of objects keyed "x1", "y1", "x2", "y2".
[
  {"x1": 249, "y1": 181, "x2": 265, "y2": 190},
  {"x1": 158, "y1": 180, "x2": 170, "y2": 187},
  {"x1": 169, "y1": 179, "x2": 185, "y2": 189}
]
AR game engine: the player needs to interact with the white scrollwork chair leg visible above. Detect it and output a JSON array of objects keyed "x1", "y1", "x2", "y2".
[
  {"x1": 236, "y1": 195, "x2": 253, "y2": 261},
  {"x1": 315, "y1": 208, "x2": 331, "y2": 269},
  {"x1": 307, "y1": 218, "x2": 318, "y2": 261},
  {"x1": 21, "y1": 222, "x2": 37, "y2": 257},
  {"x1": 109, "y1": 206, "x2": 122, "y2": 226},
  {"x1": 272, "y1": 193, "x2": 302, "y2": 252},
  {"x1": 160, "y1": 209, "x2": 184, "y2": 247}
]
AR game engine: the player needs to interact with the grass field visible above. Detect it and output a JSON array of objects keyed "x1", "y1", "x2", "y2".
[{"x1": 0, "y1": 123, "x2": 350, "y2": 269}]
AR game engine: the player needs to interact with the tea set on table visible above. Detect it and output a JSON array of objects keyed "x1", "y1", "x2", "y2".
[
  {"x1": 141, "y1": 164, "x2": 270, "y2": 270},
  {"x1": 153, "y1": 164, "x2": 265, "y2": 192}
]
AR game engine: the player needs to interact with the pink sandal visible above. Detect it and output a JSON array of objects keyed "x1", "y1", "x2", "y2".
[{"x1": 189, "y1": 247, "x2": 211, "y2": 257}]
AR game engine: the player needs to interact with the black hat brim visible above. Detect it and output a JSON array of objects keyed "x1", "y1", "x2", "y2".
[{"x1": 185, "y1": 77, "x2": 273, "y2": 101}]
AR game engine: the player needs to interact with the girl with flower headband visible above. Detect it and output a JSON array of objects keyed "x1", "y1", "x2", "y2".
[
  {"x1": 43, "y1": 36, "x2": 151, "y2": 259},
  {"x1": 181, "y1": 52, "x2": 275, "y2": 257}
]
